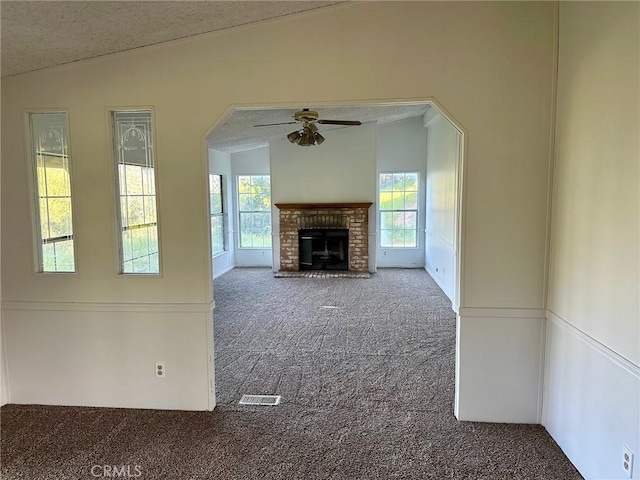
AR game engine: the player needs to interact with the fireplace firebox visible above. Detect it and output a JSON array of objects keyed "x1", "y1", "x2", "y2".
[{"x1": 299, "y1": 229, "x2": 348, "y2": 271}]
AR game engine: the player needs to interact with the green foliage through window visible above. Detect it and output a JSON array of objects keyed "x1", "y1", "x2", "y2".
[
  {"x1": 210, "y1": 174, "x2": 225, "y2": 255},
  {"x1": 379, "y1": 172, "x2": 418, "y2": 248},
  {"x1": 238, "y1": 175, "x2": 272, "y2": 248},
  {"x1": 29, "y1": 112, "x2": 75, "y2": 272},
  {"x1": 113, "y1": 110, "x2": 159, "y2": 274}
]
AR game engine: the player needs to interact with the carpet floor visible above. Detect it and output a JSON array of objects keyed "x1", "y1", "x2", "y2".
[{"x1": 0, "y1": 268, "x2": 582, "y2": 479}]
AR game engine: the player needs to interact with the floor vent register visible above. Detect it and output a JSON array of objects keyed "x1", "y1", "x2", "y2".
[{"x1": 239, "y1": 394, "x2": 281, "y2": 406}]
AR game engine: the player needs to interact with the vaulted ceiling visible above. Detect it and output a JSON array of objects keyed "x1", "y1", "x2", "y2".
[
  {"x1": 0, "y1": 1, "x2": 342, "y2": 77},
  {"x1": 2, "y1": 1, "x2": 431, "y2": 152}
]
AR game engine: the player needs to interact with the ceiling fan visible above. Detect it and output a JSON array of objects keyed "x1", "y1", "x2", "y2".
[{"x1": 254, "y1": 108, "x2": 362, "y2": 146}]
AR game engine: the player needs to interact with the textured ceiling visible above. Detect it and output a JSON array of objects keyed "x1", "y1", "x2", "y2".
[
  {"x1": 0, "y1": 1, "x2": 342, "y2": 77},
  {"x1": 209, "y1": 104, "x2": 432, "y2": 153},
  {"x1": 1, "y1": 1, "x2": 431, "y2": 152}
]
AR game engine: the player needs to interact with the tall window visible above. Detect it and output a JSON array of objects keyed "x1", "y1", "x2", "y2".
[
  {"x1": 209, "y1": 174, "x2": 225, "y2": 255},
  {"x1": 112, "y1": 110, "x2": 159, "y2": 274},
  {"x1": 379, "y1": 172, "x2": 418, "y2": 248},
  {"x1": 238, "y1": 175, "x2": 271, "y2": 248},
  {"x1": 29, "y1": 112, "x2": 76, "y2": 272}
]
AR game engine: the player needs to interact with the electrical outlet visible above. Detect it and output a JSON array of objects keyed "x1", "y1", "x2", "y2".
[
  {"x1": 155, "y1": 362, "x2": 166, "y2": 379},
  {"x1": 623, "y1": 445, "x2": 634, "y2": 478}
]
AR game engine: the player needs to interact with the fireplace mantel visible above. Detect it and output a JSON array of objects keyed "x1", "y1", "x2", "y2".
[{"x1": 275, "y1": 202, "x2": 373, "y2": 210}]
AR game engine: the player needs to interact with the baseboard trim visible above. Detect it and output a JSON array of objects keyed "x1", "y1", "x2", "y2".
[
  {"x1": 2, "y1": 300, "x2": 216, "y2": 314},
  {"x1": 213, "y1": 264, "x2": 234, "y2": 279},
  {"x1": 546, "y1": 310, "x2": 640, "y2": 380},
  {"x1": 425, "y1": 266, "x2": 452, "y2": 299},
  {"x1": 458, "y1": 307, "x2": 546, "y2": 319}
]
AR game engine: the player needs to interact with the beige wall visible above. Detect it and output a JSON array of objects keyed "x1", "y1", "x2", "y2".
[
  {"x1": 544, "y1": 2, "x2": 639, "y2": 477},
  {"x1": 548, "y1": 1, "x2": 639, "y2": 364},
  {"x1": 1, "y1": 2, "x2": 555, "y2": 413}
]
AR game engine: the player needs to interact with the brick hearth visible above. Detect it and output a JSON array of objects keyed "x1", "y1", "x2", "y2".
[{"x1": 275, "y1": 203, "x2": 372, "y2": 272}]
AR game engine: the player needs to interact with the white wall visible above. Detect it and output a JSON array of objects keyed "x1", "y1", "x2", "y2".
[
  {"x1": 3, "y1": 307, "x2": 211, "y2": 410},
  {"x1": 208, "y1": 148, "x2": 234, "y2": 278},
  {"x1": 231, "y1": 147, "x2": 272, "y2": 267},
  {"x1": 1, "y1": 2, "x2": 556, "y2": 415},
  {"x1": 543, "y1": 2, "x2": 640, "y2": 478},
  {"x1": 270, "y1": 122, "x2": 377, "y2": 272},
  {"x1": 377, "y1": 117, "x2": 427, "y2": 268},
  {"x1": 424, "y1": 112, "x2": 459, "y2": 304}
]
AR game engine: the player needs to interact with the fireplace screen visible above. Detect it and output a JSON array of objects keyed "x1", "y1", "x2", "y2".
[{"x1": 298, "y1": 229, "x2": 348, "y2": 271}]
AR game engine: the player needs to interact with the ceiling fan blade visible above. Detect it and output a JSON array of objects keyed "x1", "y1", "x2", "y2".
[
  {"x1": 253, "y1": 121, "x2": 298, "y2": 127},
  {"x1": 317, "y1": 120, "x2": 362, "y2": 126}
]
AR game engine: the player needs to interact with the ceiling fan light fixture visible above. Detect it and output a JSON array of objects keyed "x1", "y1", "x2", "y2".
[
  {"x1": 313, "y1": 132, "x2": 325, "y2": 145},
  {"x1": 298, "y1": 128, "x2": 314, "y2": 146},
  {"x1": 287, "y1": 130, "x2": 302, "y2": 144}
]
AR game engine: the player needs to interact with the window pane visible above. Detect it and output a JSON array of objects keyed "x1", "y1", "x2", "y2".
[
  {"x1": 113, "y1": 110, "x2": 159, "y2": 274},
  {"x1": 378, "y1": 172, "x2": 419, "y2": 249},
  {"x1": 392, "y1": 173, "x2": 405, "y2": 191},
  {"x1": 122, "y1": 230, "x2": 133, "y2": 262},
  {"x1": 392, "y1": 212, "x2": 405, "y2": 229},
  {"x1": 209, "y1": 174, "x2": 223, "y2": 214},
  {"x1": 405, "y1": 211, "x2": 417, "y2": 229},
  {"x1": 379, "y1": 192, "x2": 393, "y2": 210},
  {"x1": 238, "y1": 175, "x2": 251, "y2": 193},
  {"x1": 126, "y1": 196, "x2": 145, "y2": 227},
  {"x1": 29, "y1": 112, "x2": 75, "y2": 272},
  {"x1": 125, "y1": 165, "x2": 144, "y2": 195},
  {"x1": 381, "y1": 212, "x2": 394, "y2": 229},
  {"x1": 46, "y1": 198, "x2": 73, "y2": 238},
  {"x1": 404, "y1": 173, "x2": 418, "y2": 191},
  {"x1": 42, "y1": 243, "x2": 56, "y2": 271},
  {"x1": 211, "y1": 215, "x2": 224, "y2": 255},
  {"x1": 405, "y1": 191, "x2": 418, "y2": 210},
  {"x1": 238, "y1": 175, "x2": 271, "y2": 249},
  {"x1": 43, "y1": 163, "x2": 71, "y2": 197},
  {"x1": 54, "y1": 240, "x2": 75, "y2": 271},
  {"x1": 380, "y1": 173, "x2": 393, "y2": 192},
  {"x1": 239, "y1": 193, "x2": 253, "y2": 211},
  {"x1": 392, "y1": 229, "x2": 405, "y2": 247},
  {"x1": 209, "y1": 174, "x2": 226, "y2": 255},
  {"x1": 210, "y1": 195, "x2": 222, "y2": 214},
  {"x1": 404, "y1": 230, "x2": 417, "y2": 247},
  {"x1": 144, "y1": 197, "x2": 157, "y2": 225},
  {"x1": 392, "y1": 191, "x2": 405, "y2": 210}
]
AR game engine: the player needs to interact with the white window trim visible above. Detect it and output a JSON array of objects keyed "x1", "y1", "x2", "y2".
[
  {"x1": 378, "y1": 171, "x2": 420, "y2": 249},
  {"x1": 25, "y1": 109, "x2": 79, "y2": 274},
  {"x1": 236, "y1": 174, "x2": 272, "y2": 250},
  {"x1": 110, "y1": 107, "x2": 163, "y2": 276},
  {"x1": 209, "y1": 173, "x2": 226, "y2": 257}
]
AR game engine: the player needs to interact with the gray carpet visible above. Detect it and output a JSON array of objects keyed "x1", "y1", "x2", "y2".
[{"x1": 0, "y1": 268, "x2": 582, "y2": 479}]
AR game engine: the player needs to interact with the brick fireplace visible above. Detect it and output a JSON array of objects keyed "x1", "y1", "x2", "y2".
[{"x1": 275, "y1": 203, "x2": 372, "y2": 272}]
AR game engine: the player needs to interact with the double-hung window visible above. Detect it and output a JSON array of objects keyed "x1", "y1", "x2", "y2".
[
  {"x1": 379, "y1": 172, "x2": 419, "y2": 248},
  {"x1": 112, "y1": 110, "x2": 160, "y2": 274},
  {"x1": 238, "y1": 175, "x2": 271, "y2": 248},
  {"x1": 28, "y1": 112, "x2": 76, "y2": 272},
  {"x1": 209, "y1": 174, "x2": 225, "y2": 256}
]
